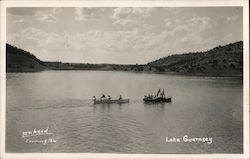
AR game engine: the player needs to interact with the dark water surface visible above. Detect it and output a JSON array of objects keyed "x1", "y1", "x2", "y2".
[{"x1": 6, "y1": 71, "x2": 243, "y2": 153}]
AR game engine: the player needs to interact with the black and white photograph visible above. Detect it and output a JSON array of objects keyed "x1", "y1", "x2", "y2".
[{"x1": 0, "y1": 0, "x2": 249, "y2": 158}]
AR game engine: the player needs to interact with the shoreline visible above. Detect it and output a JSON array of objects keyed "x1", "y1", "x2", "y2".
[
  {"x1": 6, "y1": 69, "x2": 243, "y2": 78},
  {"x1": 7, "y1": 41, "x2": 243, "y2": 79}
]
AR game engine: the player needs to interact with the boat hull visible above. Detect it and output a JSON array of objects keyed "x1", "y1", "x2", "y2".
[
  {"x1": 143, "y1": 97, "x2": 172, "y2": 103},
  {"x1": 93, "y1": 99, "x2": 129, "y2": 104}
]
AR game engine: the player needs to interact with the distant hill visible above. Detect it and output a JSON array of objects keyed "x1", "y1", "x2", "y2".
[
  {"x1": 6, "y1": 44, "x2": 47, "y2": 72},
  {"x1": 147, "y1": 41, "x2": 243, "y2": 76},
  {"x1": 6, "y1": 41, "x2": 243, "y2": 76}
]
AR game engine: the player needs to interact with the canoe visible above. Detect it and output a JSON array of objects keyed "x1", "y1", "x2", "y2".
[
  {"x1": 143, "y1": 97, "x2": 172, "y2": 103},
  {"x1": 93, "y1": 99, "x2": 129, "y2": 104}
]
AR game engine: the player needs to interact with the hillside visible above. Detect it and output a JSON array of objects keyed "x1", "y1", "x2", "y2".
[
  {"x1": 6, "y1": 44, "x2": 47, "y2": 72},
  {"x1": 6, "y1": 41, "x2": 243, "y2": 76},
  {"x1": 147, "y1": 41, "x2": 243, "y2": 76}
]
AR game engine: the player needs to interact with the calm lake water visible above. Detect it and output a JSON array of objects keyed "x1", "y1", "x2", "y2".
[{"x1": 6, "y1": 71, "x2": 243, "y2": 153}]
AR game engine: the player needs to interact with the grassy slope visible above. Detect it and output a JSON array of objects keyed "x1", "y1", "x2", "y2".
[
  {"x1": 6, "y1": 44, "x2": 47, "y2": 72},
  {"x1": 147, "y1": 41, "x2": 243, "y2": 76}
]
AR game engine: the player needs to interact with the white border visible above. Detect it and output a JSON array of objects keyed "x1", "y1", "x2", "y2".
[{"x1": 0, "y1": 1, "x2": 249, "y2": 159}]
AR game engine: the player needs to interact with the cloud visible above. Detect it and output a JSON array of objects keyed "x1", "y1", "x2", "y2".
[
  {"x1": 12, "y1": 18, "x2": 24, "y2": 23},
  {"x1": 8, "y1": 27, "x2": 44, "y2": 41},
  {"x1": 111, "y1": 7, "x2": 132, "y2": 19},
  {"x1": 111, "y1": 7, "x2": 153, "y2": 27},
  {"x1": 7, "y1": 23, "x2": 218, "y2": 64},
  {"x1": 165, "y1": 18, "x2": 173, "y2": 30},
  {"x1": 159, "y1": 15, "x2": 220, "y2": 54},
  {"x1": 6, "y1": 7, "x2": 242, "y2": 64},
  {"x1": 113, "y1": 18, "x2": 137, "y2": 27},
  {"x1": 75, "y1": 8, "x2": 104, "y2": 20},
  {"x1": 226, "y1": 15, "x2": 239, "y2": 22},
  {"x1": 36, "y1": 14, "x2": 57, "y2": 23},
  {"x1": 165, "y1": 16, "x2": 215, "y2": 34},
  {"x1": 190, "y1": 17, "x2": 215, "y2": 31},
  {"x1": 8, "y1": 27, "x2": 64, "y2": 60},
  {"x1": 7, "y1": 8, "x2": 59, "y2": 23},
  {"x1": 8, "y1": 26, "x2": 170, "y2": 63},
  {"x1": 142, "y1": 24, "x2": 153, "y2": 31},
  {"x1": 7, "y1": 8, "x2": 37, "y2": 16},
  {"x1": 35, "y1": 8, "x2": 58, "y2": 23},
  {"x1": 132, "y1": 8, "x2": 153, "y2": 18},
  {"x1": 111, "y1": 7, "x2": 136, "y2": 26},
  {"x1": 163, "y1": 16, "x2": 216, "y2": 46},
  {"x1": 172, "y1": 25, "x2": 191, "y2": 37}
]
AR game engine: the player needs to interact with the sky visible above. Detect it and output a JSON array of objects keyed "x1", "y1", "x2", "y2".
[{"x1": 7, "y1": 7, "x2": 243, "y2": 64}]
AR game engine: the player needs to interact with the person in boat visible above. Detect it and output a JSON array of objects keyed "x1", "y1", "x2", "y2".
[
  {"x1": 108, "y1": 95, "x2": 111, "y2": 100},
  {"x1": 156, "y1": 88, "x2": 161, "y2": 97},
  {"x1": 100, "y1": 94, "x2": 106, "y2": 100},
  {"x1": 119, "y1": 95, "x2": 122, "y2": 100},
  {"x1": 160, "y1": 89, "x2": 165, "y2": 98}
]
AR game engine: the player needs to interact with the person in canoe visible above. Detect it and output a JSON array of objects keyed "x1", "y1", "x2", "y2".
[
  {"x1": 119, "y1": 95, "x2": 122, "y2": 100},
  {"x1": 156, "y1": 88, "x2": 161, "y2": 97},
  {"x1": 108, "y1": 95, "x2": 112, "y2": 100}
]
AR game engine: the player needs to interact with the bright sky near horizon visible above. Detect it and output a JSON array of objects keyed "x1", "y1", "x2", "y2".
[{"x1": 7, "y1": 7, "x2": 243, "y2": 64}]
